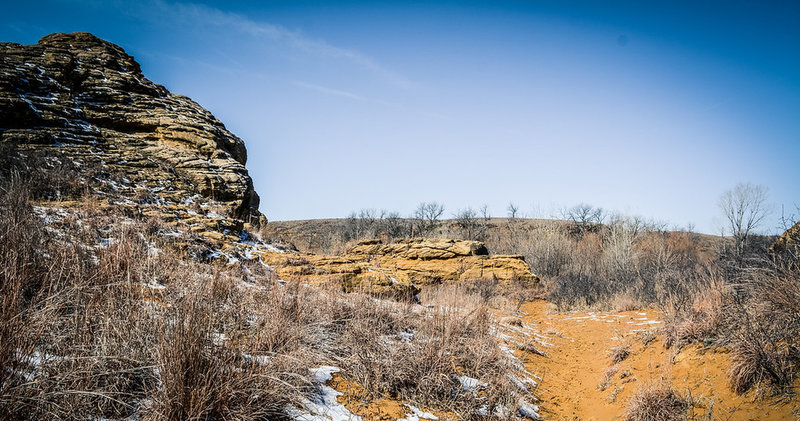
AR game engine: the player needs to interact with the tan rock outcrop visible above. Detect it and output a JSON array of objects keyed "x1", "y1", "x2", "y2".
[
  {"x1": 256, "y1": 238, "x2": 538, "y2": 297},
  {"x1": 770, "y1": 220, "x2": 800, "y2": 254},
  {"x1": 0, "y1": 32, "x2": 263, "y2": 223}
]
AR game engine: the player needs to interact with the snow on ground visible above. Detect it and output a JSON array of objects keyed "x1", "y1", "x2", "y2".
[
  {"x1": 287, "y1": 366, "x2": 362, "y2": 421},
  {"x1": 518, "y1": 399, "x2": 541, "y2": 420},
  {"x1": 399, "y1": 405, "x2": 438, "y2": 421},
  {"x1": 456, "y1": 375, "x2": 487, "y2": 395}
]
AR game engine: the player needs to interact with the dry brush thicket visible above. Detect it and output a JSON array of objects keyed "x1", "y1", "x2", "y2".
[
  {"x1": 0, "y1": 176, "x2": 535, "y2": 420},
  {"x1": 270, "y1": 203, "x2": 800, "y2": 402}
]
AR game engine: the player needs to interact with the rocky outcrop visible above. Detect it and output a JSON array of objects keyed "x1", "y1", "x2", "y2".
[
  {"x1": 0, "y1": 32, "x2": 263, "y2": 223},
  {"x1": 349, "y1": 238, "x2": 489, "y2": 259},
  {"x1": 770, "y1": 220, "x2": 800, "y2": 254},
  {"x1": 255, "y1": 238, "x2": 539, "y2": 296}
]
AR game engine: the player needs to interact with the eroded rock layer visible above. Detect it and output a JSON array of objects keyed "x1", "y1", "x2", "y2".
[
  {"x1": 0, "y1": 32, "x2": 262, "y2": 222},
  {"x1": 771, "y1": 220, "x2": 800, "y2": 254},
  {"x1": 256, "y1": 238, "x2": 539, "y2": 296}
]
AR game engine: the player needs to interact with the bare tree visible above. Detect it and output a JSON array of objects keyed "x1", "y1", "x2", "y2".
[
  {"x1": 454, "y1": 207, "x2": 479, "y2": 240},
  {"x1": 560, "y1": 203, "x2": 605, "y2": 236},
  {"x1": 718, "y1": 182, "x2": 770, "y2": 254},
  {"x1": 414, "y1": 201, "x2": 444, "y2": 237},
  {"x1": 778, "y1": 203, "x2": 800, "y2": 232},
  {"x1": 507, "y1": 202, "x2": 519, "y2": 219},
  {"x1": 377, "y1": 210, "x2": 406, "y2": 238},
  {"x1": 479, "y1": 204, "x2": 490, "y2": 220}
]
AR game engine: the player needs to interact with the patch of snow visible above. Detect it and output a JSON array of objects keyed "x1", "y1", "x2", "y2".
[
  {"x1": 210, "y1": 332, "x2": 228, "y2": 346},
  {"x1": 287, "y1": 366, "x2": 362, "y2": 421},
  {"x1": 260, "y1": 243, "x2": 289, "y2": 253},
  {"x1": 241, "y1": 353, "x2": 271, "y2": 365},
  {"x1": 32, "y1": 206, "x2": 68, "y2": 224},
  {"x1": 147, "y1": 242, "x2": 161, "y2": 257},
  {"x1": 396, "y1": 331, "x2": 414, "y2": 342},
  {"x1": 509, "y1": 374, "x2": 537, "y2": 393},
  {"x1": 142, "y1": 280, "x2": 166, "y2": 290},
  {"x1": 518, "y1": 399, "x2": 541, "y2": 420},
  {"x1": 457, "y1": 375, "x2": 487, "y2": 395},
  {"x1": 239, "y1": 280, "x2": 266, "y2": 290},
  {"x1": 206, "y1": 249, "x2": 240, "y2": 265},
  {"x1": 400, "y1": 405, "x2": 437, "y2": 421}
]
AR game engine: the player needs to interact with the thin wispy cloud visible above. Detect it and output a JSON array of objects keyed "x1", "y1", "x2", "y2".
[
  {"x1": 291, "y1": 80, "x2": 453, "y2": 122},
  {"x1": 291, "y1": 81, "x2": 368, "y2": 102},
  {"x1": 126, "y1": 0, "x2": 412, "y2": 89}
]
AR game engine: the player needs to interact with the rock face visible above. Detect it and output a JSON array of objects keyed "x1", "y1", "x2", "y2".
[
  {"x1": 0, "y1": 32, "x2": 262, "y2": 222},
  {"x1": 256, "y1": 238, "x2": 539, "y2": 297},
  {"x1": 770, "y1": 220, "x2": 800, "y2": 254}
]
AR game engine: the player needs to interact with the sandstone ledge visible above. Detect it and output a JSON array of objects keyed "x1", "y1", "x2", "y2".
[{"x1": 255, "y1": 238, "x2": 539, "y2": 297}]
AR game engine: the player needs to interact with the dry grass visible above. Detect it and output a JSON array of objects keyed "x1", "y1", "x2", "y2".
[
  {"x1": 661, "y1": 272, "x2": 726, "y2": 349},
  {"x1": 636, "y1": 330, "x2": 656, "y2": 348},
  {"x1": 262, "y1": 215, "x2": 717, "y2": 314},
  {"x1": 608, "y1": 343, "x2": 632, "y2": 364},
  {"x1": 598, "y1": 366, "x2": 619, "y2": 391},
  {"x1": 0, "y1": 175, "x2": 530, "y2": 420},
  {"x1": 624, "y1": 381, "x2": 689, "y2": 421},
  {"x1": 724, "y1": 260, "x2": 800, "y2": 396},
  {"x1": 517, "y1": 337, "x2": 547, "y2": 357}
]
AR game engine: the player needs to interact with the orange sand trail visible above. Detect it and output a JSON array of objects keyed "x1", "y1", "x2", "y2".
[{"x1": 518, "y1": 301, "x2": 799, "y2": 420}]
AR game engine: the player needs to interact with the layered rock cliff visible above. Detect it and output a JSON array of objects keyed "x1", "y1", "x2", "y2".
[
  {"x1": 0, "y1": 32, "x2": 262, "y2": 223},
  {"x1": 256, "y1": 238, "x2": 539, "y2": 296}
]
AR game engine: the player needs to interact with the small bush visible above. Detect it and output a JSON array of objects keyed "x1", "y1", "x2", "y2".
[
  {"x1": 608, "y1": 343, "x2": 632, "y2": 364},
  {"x1": 724, "y1": 260, "x2": 800, "y2": 395},
  {"x1": 624, "y1": 381, "x2": 689, "y2": 421}
]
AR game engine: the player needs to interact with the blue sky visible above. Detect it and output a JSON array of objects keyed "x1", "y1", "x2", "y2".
[{"x1": 3, "y1": 0, "x2": 798, "y2": 233}]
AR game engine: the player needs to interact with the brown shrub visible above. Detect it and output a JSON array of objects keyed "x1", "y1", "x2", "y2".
[
  {"x1": 608, "y1": 343, "x2": 632, "y2": 364},
  {"x1": 724, "y1": 260, "x2": 800, "y2": 395},
  {"x1": 624, "y1": 381, "x2": 689, "y2": 421},
  {"x1": 661, "y1": 271, "x2": 726, "y2": 349}
]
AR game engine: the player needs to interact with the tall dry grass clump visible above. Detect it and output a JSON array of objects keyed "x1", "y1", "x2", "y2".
[
  {"x1": 725, "y1": 259, "x2": 800, "y2": 395},
  {"x1": 0, "y1": 175, "x2": 311, "y2": 420},
  {"x1": 317, "y1": 282, "x2": 524, "y2": 417},
  {"x1": 660, "y1": 255, "x2": 800, "y2": 397},
  {"x1": 660, "y1": 269, "x2": 727, "y2": 349},
  {"x1": 149, "y1": 280, "x2": 308, "y2": 421},
  {"x1": 0, "y1": 174, "x2": 156, "y2": 419},
  {"x1": 624, "y1": 380, "x2": 689, "y2": 421}
]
